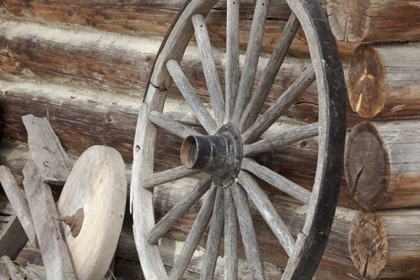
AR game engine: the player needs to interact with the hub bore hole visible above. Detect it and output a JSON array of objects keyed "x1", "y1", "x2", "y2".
[{"x1": 181, "y1": 136, "x2": 198, "y2": 168}]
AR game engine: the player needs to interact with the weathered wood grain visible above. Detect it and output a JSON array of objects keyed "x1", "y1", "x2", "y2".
[
  {"x1": 0, "y1": 80, "x2": 358, "y2": 209},
  {"x1": 22, "y1": 161, "x2": 75, "y2": 279},
  {"x1": 348, "y1": 43, "x2": 420, "y2": 119},
  {"x1": 327, "y1": 0, "x2": 420, "y2": 43},
  {"x1": 21, "y1": 114, "x2": 72, "y2": 184},
  {"x1": 0, "y1": 212, "x2": 28, "y2": 260},
  {"x1": 349, "y1": 209, "x2": 420, "y2": 279},
  {"x1": 345, "y1": 120, "x2": 420, "y2": 209},
  {"x1": 0, "y1": 0, "x2": 356, "y2": 60},
  {"x1": 0, "y1": 166, "x2": 37, "y2": 246}
]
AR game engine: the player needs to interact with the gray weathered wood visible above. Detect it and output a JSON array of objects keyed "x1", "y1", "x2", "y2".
[
  {"x1": 231, "y1": 183, "x2": 265, "y2": 280},
  {"x1": 242, "y1": 66, "x2": 316, "y2": 143},
  {"x1": 168, "y1": 185, "x2": 217, "y2": 280},
  {"x1": 238, "y1": 171, "x2": 295, "y2": 256},
  {"x1": 131, "y1": 87, "x2": 168, "y2": 279},
  {"x1": 243, "y1": 122, "x2": 318, "y2": 157},
  {"x1": 142, "y1": 166, "x2": 201, "y2": 189},
  {"x1": 147, "y1": 176, "x2": 212, "y2": 245},
  {"x1": 232, "y1": 0, "x2": 271, "y2": 125},
  {"x1": 201, "y1": 187, "x2": 224, "y2": 280},
  {"x1": 224, "y1": 0, "x2": 240, "y2": 123},
  {"x1": 23, "y1": 161, "x2": 75, "y2": 280},
  {"x1": 166, "y1": 59, "x2": 217, "y2": 134},
  {"x1": 149, "y1": 110, "x2": 202, "y2": 139},
  {"x1": 1, "y1": 255, "x2": 22, "y2": 280},
  {"x1": 21, "y1": 114, "x2": 72, "y2": 184},
  {"x1": 241, "y1": 158, "x2": 311, "y2": 204},
  {"x1": 0, "y1": 213, "x2": 28, "y2": 260},
  {"x1": 0, "y1": 166, "x2": 37, "y2": 246},
  {"x1": 224, "y1": 187, "x2": 238, "y2": 280},
  {"x1": 192, "y1": 14, "x2": 225, "y2": 126},
  {"x1": 240, "y1": 13, "x2": 300, "y2": 131}
]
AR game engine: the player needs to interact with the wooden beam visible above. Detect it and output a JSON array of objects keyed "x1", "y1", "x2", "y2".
[
  {"x1": 345, "y1": 120, "x2": 420, "y2": 209},
  {"x1": 348, "y1": 43, "x2": 420, "y2": 119},
  {"x1": 327, "y1": 0, "x2": 420, "y2": 43},
  {"x1": 0, "y1": 0, "x2": 357, "y2": 60},
  {"x1": 22, "y1": 161, "x2": 75, "y2": 279},
  {"x1": 21, "y1": 114, "x2": 72, "y2": 184},
  {"x1": 0, "y1": 166, "x2": 37, "y2": 246},
  {"x1": 0, "y1": 212, "x2": 28, "y2": 260}
]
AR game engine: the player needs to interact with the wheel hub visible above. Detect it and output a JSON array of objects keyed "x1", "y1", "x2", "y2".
[{"x1": 180, "y1": 123, "x2": 242, "y2": 188}]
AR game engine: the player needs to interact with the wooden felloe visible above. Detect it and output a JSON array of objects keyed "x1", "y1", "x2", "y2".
[
  {"x1": 349, "y1": 209, "x2": 420, "y2": 279},
  {"x1": 327, "y1": 0, "x2": 420, "y2": 43},
  {"x1": 348, "y1": 43, "x2": 420, "y2": 119},
  {"x1": 345, "y1": 120, "x2": 420, "y2": 209}
]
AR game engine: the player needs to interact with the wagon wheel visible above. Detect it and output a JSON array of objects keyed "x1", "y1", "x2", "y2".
[{"x1": 131, "y1": 0, "x2": 346, "y2": 279}]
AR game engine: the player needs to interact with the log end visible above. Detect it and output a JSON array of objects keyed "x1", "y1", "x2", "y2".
[
  {"x1": 348, "y1": 45, "x2": 386, "y2": 118},
  {"x1": 349, "y1": 210, "x2": 388, "y2": 280},
  {"x1": 344, "y1": 122, "x2": 390, "y2": 209},
  {"x1": 326, "y1": 0, "x2": 370, "y2": 42}
]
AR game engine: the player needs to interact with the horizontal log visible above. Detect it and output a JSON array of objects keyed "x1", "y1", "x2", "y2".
[
  {"x1": 349, "y1": 209, "x2": 420, "y2": 279},
  {"x1": 348, "y1": 43, "x2": 420, "y2": 119},
  {"x1": 345, "y1": 120, "x2": 420, "y2": 209},
  {"x1": 0, "y1": 80, "x2": 358, "y2": 209},
  {"x1": 327, "y1": 0, "x2": 420, "y2": 43},
  {"x1": 0, "y1": 0, "x2": 356, "y2": 60}
]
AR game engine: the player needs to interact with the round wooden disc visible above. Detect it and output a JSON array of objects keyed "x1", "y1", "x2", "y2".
[{"x1": 57, "y1": 145, "x2": 127, "y2": 280}]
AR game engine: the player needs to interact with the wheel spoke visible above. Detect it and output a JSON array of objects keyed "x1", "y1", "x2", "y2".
[
  {"x1": 232, "y1": 0, "x2": 271, "y2": 125},
  {"x1": 238, "y1": 171, "x2": 295, "y2": 257},
  {"x1": 225, "y1": 0, "x2": 240, "y2": 123},
  {"x1": 168, "y1": 184, "x2": 217, "y2": 280},
  {"x1": 147, "y1": 176, "x2": 212, "y2": 245},
  {"x1": 242, "y1": 66, "x2": 316, "y2": 143},
  {"x1": 224, "y1": 187, "x2": 238, "y2": 280},
  {"x1": 201, "y1": 187, "x2": 224, "y2": 280},
  {"x1": 149, "y1": 111, "x2": 202, "y2": 139},
  {"x1": 142, "y1": 166, "x2": 200, "y2": 189},
  {"x1": 241, "y1": 158, "x2": 311, "y2": 204},
  {"x1": 239, "y1": 13, "x2": 300, "y2": 132},
  {"x1": 166, "y1": 59, "x2": 217, "y2": 134},
  {"x1": 231, "y1": 183, "x2": 265, "y2": 280},
  {"x1": 192, "y1": 14, "x2": 225, "y2": 126},
  {"x1": 243, "y1": 122, "x2": 318, "y2": 157}
]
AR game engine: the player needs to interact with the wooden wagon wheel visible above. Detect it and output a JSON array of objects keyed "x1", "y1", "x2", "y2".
[{"x1": 131, "y1": 0, "x2": 346, "y2": 279}]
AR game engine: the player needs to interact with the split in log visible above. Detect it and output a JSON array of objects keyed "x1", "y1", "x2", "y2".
[
  {"x1": 345, "y1": 120, "x2": 420, "y2": 210},
  {"x1": 349, "y1": 209, "x2": 420, "y2": 279},
  {"x1": 327, "y1": 0, "x2": 420, "y2": 43},
  {"x1": 0, "y1": 0, "x2": 357, "y2": 60},
  {"x1": 348, "y1": 43, "x2": 420, "y2": 119}
]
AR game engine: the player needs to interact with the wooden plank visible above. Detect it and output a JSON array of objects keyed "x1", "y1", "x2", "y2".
[
  {"x1": 0, "y1": 166, "x2": 37, "y2": 246},
  {"x1": 21, "y1": 114, "x2": 72, "y2": 184},
  {"x1": 22, "y1": 161, "x2": 75, "y2": 279},
  {"x1": 0, "y1": 213, "x2": 28, "y2": 260}
]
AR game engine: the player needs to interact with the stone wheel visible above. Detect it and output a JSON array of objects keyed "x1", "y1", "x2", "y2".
[{"x1": 131, "y1": 0, "x2": 346, "y2": 279}]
